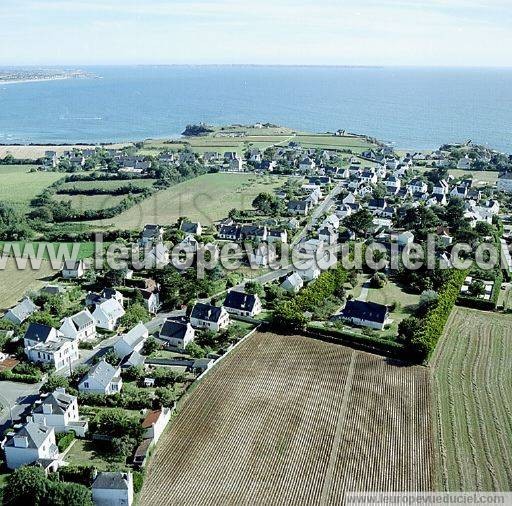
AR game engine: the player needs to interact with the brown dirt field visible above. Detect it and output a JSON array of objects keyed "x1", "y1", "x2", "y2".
[{"x1": 140, "y1": 332, "x2": 433, "y2": 505}]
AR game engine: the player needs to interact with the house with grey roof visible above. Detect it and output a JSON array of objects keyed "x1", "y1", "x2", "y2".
[
  {"x1": 23, "y1": 323, "x2": 79, "y2": 371},
  {"x1": 92, "y1": 472, "x2": 134, "y2": 506},
  {"x1": 114, "y1": 322, "x2": 149, "y2": 359},
  {"x1": 30, "y1": 388, "x2": 88, "y2": 437},
  {"x1": 78, "y1": 359, "x2": 123, "y2": 395},
  {"x1": 180, "y1": 221, "x2": 202, "y2": 236},
  {"x1": 280, "y1": 272, "x2": 304, "y2": 294},
  {"x1": 159, "y1": 318, "x2": 195, "y2": 350},
  {"x1": 59, "y1": 309, "x2": 96, "y2": 342},
  {"x1": 3, "y1": 297, "x2": 38, "y2": 326},
  {"x1": 92, "y1": 298, "x2": 125, "y2": 331},
  {"x1": 139, "y1": 224, "x2": 164, "y2": 246},
  {"x1": 190, "y1": 303, "x2": 230, "y2": 332},
  {"x1": 61, "y1": 259, "x2": 85, "y2": 279},
  {"x1": 4, "y1": 421, "x2": 60, "y2": 470}
]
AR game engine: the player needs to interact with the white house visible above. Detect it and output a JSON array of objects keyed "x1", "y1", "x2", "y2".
[
  {"x1": 59, "y1": 309, "x2": 96, "y2": 342},
  {"x1": 251, "y1": 243, "x2": 277, "y2": 267},
  {"x1": 140, "y1": 224, "x2": 164, "y2": 246},
  {"x1": 222, "y1": 291, "x2": 262, "y2": 317},
  {"x1": 61, "y1": 259, "x2": 85, "y2": 279},
  {"x1": 336, "y1": 300, "x2": 390, "y2": 330},
  {"x1": 138, "y1": 289, "x2": 160, "y2": 314},
  {"x1": 92, "y1": 298, "x2": 125, "y2": 331},
  {"x1": 190, "y1": 303, "x2": 230, "y2": 332},
  {"x1": 78, "y1": 360, "x2": 123, "y2": 395},
  {"x1": 24, "y1": 323, "x2": 79, "y2": 371},
  {"x1": 497, "y1": 172, "x2": 512, "y2": 194},
  {"x1": 147, "y1": 243, "x2": 170, "y2": 267},
  {"x1": 31, "y1": 388, "x2": 88, "y2": 438},
  {"x1": 114, "y1": 322, "x2": 149, "y2": 359},
  {"x1": 3, "y1": 297, "x2": 38, "y2": 326},
  {"x1": 159, "y1": 318, "x2": 195, "y2": 349},
  {"x1": 432, "y1": 180, "x2": 449, "y2": 195},
  {"x1": 394, "y1": 231, "x2": 415, "y2": 247},
  {"x1": 280, "y1": 272, "x2": 304, "y2": 293},
  {"x1": 4, "y1": 422, "x2": 60, "y2": 470},
  {"x1": 92, "y1": 472, "x2": 134, "y2": 506},
  {"x1": 141, "y1": 408, "x2": 172, "y2": 444},
  {"x1": 457, "y1": 156, "x2": 471, "y2": 170},
  {"x1": 406, "y1": 179, "x2": 428, "y2": 194}
]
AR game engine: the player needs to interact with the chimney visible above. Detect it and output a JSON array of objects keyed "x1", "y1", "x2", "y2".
[{"x1": 42, "y1": 403, "x2": 53, "y2": 415}]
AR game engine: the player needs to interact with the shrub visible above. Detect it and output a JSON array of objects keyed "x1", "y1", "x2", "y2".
[
  {"x1": 56, "y1": 431, "x2": 75, "y2": 452},
  {"x1": 133, "y1": 471, "x2": 145, "y2": 493}
]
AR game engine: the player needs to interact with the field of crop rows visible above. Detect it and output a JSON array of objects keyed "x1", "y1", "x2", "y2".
[
  {"x1": 140, "y1": 332, "x2": 432, "y2": 505},
  {"x1": 431, "y1": 307, "x2": 512, "y2": 491}
]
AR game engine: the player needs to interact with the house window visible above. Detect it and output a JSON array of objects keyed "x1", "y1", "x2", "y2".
[{"x1": 83, "y1": 382, "x2": 89, "y2": 389}]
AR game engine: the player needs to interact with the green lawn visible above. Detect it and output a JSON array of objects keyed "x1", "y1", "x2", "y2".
[
  {"x1": 366, "y1": 280, "x2": 420, "y2": 326},
  {"x1": 53, "y1": 193, "x2": 126, "y2": 211},
  {"x1": 87, "y1": 173, "x2": 285, "y2": 228},
  {"x1": 64, "y1": 439, "x2": 127, "y2": 471},
  {"x1": 59, "y1": 178, "x2": 157, "y2": 191},
  {"x1": 417, "y1": 166, "x2": 499, "y2": 186},
  {"x1": 0, "y1": 165, "x2": 62, "y2": 212},
  {"x1": 0, "y1": 241, "x2": 103, "y2": 260}
]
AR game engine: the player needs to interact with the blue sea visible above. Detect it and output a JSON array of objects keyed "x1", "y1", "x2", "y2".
[{"x1": 0, "y1": 66, "x2": 511, "y2": 152}]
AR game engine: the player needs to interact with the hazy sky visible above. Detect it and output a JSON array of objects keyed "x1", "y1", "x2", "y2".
[{"x1": 1, "y1": 0, "x2": 511, "y2": 66}]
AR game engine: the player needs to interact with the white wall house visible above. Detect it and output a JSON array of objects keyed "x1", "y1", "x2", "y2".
[
  {"x1": 280, "y1": 272, "x2": 304, "y2": 293},
  {"x1": 4, "y1": 422, "x2": 59, "y2": 470},
  {"x1": 3, "y1": 297, "x2": 38, "y2": 326},
  {"x1": 223, "y1": 291, "x2": 262, "y2": 317},
  {"x1": 159, "y1": 319, "x2": 195, "y2": 349},
  {"x1": 114, "y1": 322, "x2": 149, "y2": 359},
  {"x1": 61, "y1": 260, "x2": 85, "y2": 279},
  {"x1": 78, "y1": 360, "x2": 123, "y2": 395},
  {"x1": 498, "y1": 172, "x2": 512, "y2": 194},
  {"x1": 30, "y1": 388, "x2": 88, "y2": 438},
  {"x1": 24, "y1": 323, "x2": 79, "y2": 371},
  {"x1": 92, "y1": 472, "x2": 134, "y2": 506},
  {"x1": 59, "y1": 309, "x2": 96, "y2": 342},
  {"x1": 93, "y1": 298, "x2": 125, "y2": 331},
  {"x1": 190, "y1": 303, "x2": 230, "y2": 332},
  {"x1": 141, "y1": 408, "x2": 172, "y2": 444}
]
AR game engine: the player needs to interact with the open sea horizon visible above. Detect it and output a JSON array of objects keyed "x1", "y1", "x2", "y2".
[{"x1": 0, "y1": 65, "x2": 510, "y2": 152}]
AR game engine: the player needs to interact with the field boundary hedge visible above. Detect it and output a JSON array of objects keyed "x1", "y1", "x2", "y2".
[
  {"x1": 304, "y1": 325, "x2": 405, "y2": 358},
  {"x1": 411, "y1": 269, "x2": 467, "y2": 362}
]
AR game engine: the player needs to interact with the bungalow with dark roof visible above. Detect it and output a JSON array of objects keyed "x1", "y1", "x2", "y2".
[
  {"x1": 223, "y1": 291, "x2": 262, "y2": 317},
  {"x1": 190, "y1": 303, "x2": 230, "y2": 332},
  {"x1": 335, "y1": 300, "x2": 390, "y2": 330}
]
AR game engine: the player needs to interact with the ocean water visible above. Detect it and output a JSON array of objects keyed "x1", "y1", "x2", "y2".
[{"x1": 0, "y1": 66, "x2": 511, "y2": 152}]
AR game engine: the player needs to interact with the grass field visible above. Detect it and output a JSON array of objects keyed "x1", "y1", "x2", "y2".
[
  {"x1": 88, "y1": 173, "x2": 285, "y2": 228},
  {"x1": 431, "y1": 307, "x2": 512, "y2": 491},
  {"x1": 59, "y1": 178, "x2": 157, "y2": 191},
  {"x1": 53, "y1": 193, "x2": 126, "y2": 211},
  {"x1": 0, "y1": 258, "x2": 58, "y2": 311},
  {"x1": 417, "y1": 167, "x2": 499, "y2": 186},
  {"x1": 140, "y1": 332, "x2": 433, "y2": 505},
  {"x1": 367, "y1": 280, "x2": 420, "y2": 325},
  {"x1": 0, "y1": 165, "x2": 62, "y2": 212}
]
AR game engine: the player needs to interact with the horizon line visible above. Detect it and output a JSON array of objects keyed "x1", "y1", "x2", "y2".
[{"x1": 2, "y1": 63, "x2": 512, "y2": 70}]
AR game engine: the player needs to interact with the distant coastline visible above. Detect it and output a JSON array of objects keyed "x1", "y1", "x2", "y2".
[{"x1": 0, "y1": 69, "x2": 95, "y2": 85}]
